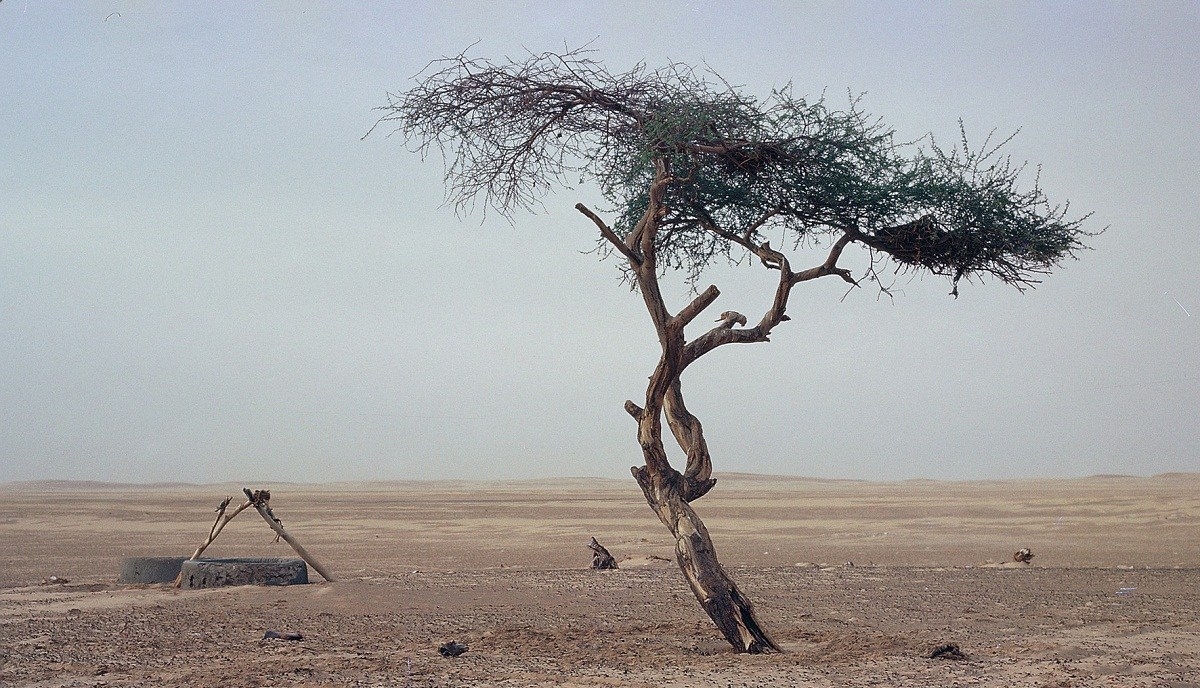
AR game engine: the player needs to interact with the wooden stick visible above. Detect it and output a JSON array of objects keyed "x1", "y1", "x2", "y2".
[
  {"x1": 193, "y1": 498, "x2": 253, "y2": 560},
  {"x1": 587, "y1": 537, "x2": 618, "y2": 570},
  {"x1": 243, "y1": 488, "x2": 336, "y2": 582}
]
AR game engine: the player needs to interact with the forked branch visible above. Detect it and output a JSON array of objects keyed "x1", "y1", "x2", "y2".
[{"x1": 792, "y1": 231, "x2": 858, "y2": 285}]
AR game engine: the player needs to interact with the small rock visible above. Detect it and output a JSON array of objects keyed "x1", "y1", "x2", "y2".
[
  {"x1": 929, "y1": 643, "x2": 967, "y2": 660},
  {"x1": 40, "y1": 576, "x2": 68, "y2": 585},
  {"x1": 263, "y1": 630, "x2": 304, "y2": 641},
  {"x1": 438, "y1": 641, "x2": 468, "y2": 657}
]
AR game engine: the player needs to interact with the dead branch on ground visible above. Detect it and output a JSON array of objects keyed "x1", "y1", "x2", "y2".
[{"x1": 588, "y1": 537, "x2": 619, "y2": 570}]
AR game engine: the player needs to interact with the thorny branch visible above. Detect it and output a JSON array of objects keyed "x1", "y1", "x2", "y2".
[{"x1": 377, "y1": 43, "x2": 1095, "y2": 484}]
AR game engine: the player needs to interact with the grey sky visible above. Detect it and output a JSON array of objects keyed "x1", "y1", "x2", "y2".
[{"x1": 2, "y1": 1, "x2": 1197, "y2": 484}]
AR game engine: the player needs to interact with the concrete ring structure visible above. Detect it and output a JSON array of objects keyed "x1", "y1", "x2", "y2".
[
  {"x1": 178, "y1": 557, "x2": 309, "y2": 588},
  {"x1": 118, "y1": 556, "x2": 190, "y2": 584}
]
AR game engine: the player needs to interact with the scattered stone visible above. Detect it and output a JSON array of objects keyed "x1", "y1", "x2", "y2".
[
  {"x1": 263, "y1": 630, "x2": 304, "y2": 641},
  {"x1": 929, "y1": 643, "x2": 967, "y2": 660},
  {"x1": 438, "y1": 641, "x2": 468, "y2": 657},
  {"x1": 1013, "y1": 548, "x2": 1034, "y2": 564},
  {"x1": 40, "y1": 575, "x2": 68, "y2": 585}
]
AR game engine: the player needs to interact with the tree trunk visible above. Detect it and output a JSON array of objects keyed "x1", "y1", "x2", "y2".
[
  {"x1": 583, "y1": 161, "x2": 781, "y2": 653},
  {"x1": 632, "y1": 465, "x2": 780, "y2": 654},
  {"x1": 624, "y1": 357, "x2": 779, "y2": 652}
]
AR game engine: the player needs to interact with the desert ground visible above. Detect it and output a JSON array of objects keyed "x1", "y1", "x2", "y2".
[{"x1": 1, "y1": 473, "x2": 1197, "y2": 687}]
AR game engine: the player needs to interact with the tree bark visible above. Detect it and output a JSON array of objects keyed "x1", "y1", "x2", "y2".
[
  {"x1": 631, "y1": 464, "x2": 780, "y2": 653},
  {"x1": 626, "y1": 358, "x2": 778, "y2": 652}
]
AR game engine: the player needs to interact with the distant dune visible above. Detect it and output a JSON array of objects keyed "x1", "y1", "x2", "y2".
[
  {"x1": 0, "y1": 479, "x2": 199, "y2": 492},
  {"x1": 1153, "y1": 471, "x2": 1200, "y2": 480},
  {"x1": 3, "y1": 472, "x2": 1197, "y2": 492}
]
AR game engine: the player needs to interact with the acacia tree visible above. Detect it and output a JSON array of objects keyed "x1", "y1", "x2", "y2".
[{"x1": 376, "y1": 49, "x2": 1092, "y2": 653}]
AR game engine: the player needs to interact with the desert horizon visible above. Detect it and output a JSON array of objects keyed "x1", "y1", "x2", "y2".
[
  {"x1": 4, "y1": 472, "x2": 1197, "y2": 581},
  {"x1": 6, "y1": 468, "x2": 1198, "y2": 489}
]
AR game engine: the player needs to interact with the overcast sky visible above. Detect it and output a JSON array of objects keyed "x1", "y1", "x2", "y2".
[{"x1": 2, "y1": 1, "x2": 1197, "y2": 484}]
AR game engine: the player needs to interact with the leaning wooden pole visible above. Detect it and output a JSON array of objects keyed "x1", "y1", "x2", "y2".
[
  {"x1": 242, "y1": 488, "x2": 336, "y2": 582},
  {"x1": 173, "y1": 496, "x2": 254, "y2": 587}
]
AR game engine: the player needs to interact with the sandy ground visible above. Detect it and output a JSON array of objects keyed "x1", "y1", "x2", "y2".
[{"x1": 1, "y1": 473, "x2": 1197, "y2": 687}]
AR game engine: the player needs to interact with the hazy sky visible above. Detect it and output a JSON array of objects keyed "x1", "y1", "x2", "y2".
[{"x1": 2, "y1": 1, "x2": 1197, "y2": 484}]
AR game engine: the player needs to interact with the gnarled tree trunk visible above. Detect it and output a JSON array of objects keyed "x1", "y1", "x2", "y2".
[
  {"x1": 623, "y1": 364, "x2": 779, "y2": 652},
  {"x1": 631, "y1": 464, "x2": 779, "y2": 652},
  {"x1": 579, "y1": 161, "x2": 783, "y2": 653},
  {"x1": 576, "y1": 155, "x2": 857, "y2": 653}
]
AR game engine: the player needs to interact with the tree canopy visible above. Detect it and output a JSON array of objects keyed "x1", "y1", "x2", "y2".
[{"x1": 379, "y1": 48, "x2": 1092, "y2": 295}]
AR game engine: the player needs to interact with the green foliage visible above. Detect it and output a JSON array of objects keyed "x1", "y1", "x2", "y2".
[{"x1": 379, "y1": 48, "x2": 1092, "y2": 293}]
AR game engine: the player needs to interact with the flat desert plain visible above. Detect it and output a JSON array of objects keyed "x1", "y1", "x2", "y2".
[{"x1": 1, "y1": 473, "x2": 1198, "y2": 687}]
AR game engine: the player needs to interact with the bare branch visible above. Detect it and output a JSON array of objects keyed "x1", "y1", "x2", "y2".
[
  {"x1": 743, "y1": 207, "x2": 781, "y2": 243},
  {"x1": 629, "y1": 159, "x2": 676, "y2": 345},
  {"x1": 670, "y1": 285, "x2": 720, "y2": 332},
  {"x1": 576, "y1": 203, "x2": 642, "y2": 265},
  {"x1": 624, "y1": 399, "x2": 643, "y2": 419},
  {"x1": 663, "y1": 381, "x2": 717, "y2": 501},
  {"x1": 792, "y1": 231, "x2": 858, "y2": 284}
]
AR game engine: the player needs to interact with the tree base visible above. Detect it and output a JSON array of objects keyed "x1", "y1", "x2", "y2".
[{"x1": 633, "y1": 466, "x2": 780, "y2": 653}]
